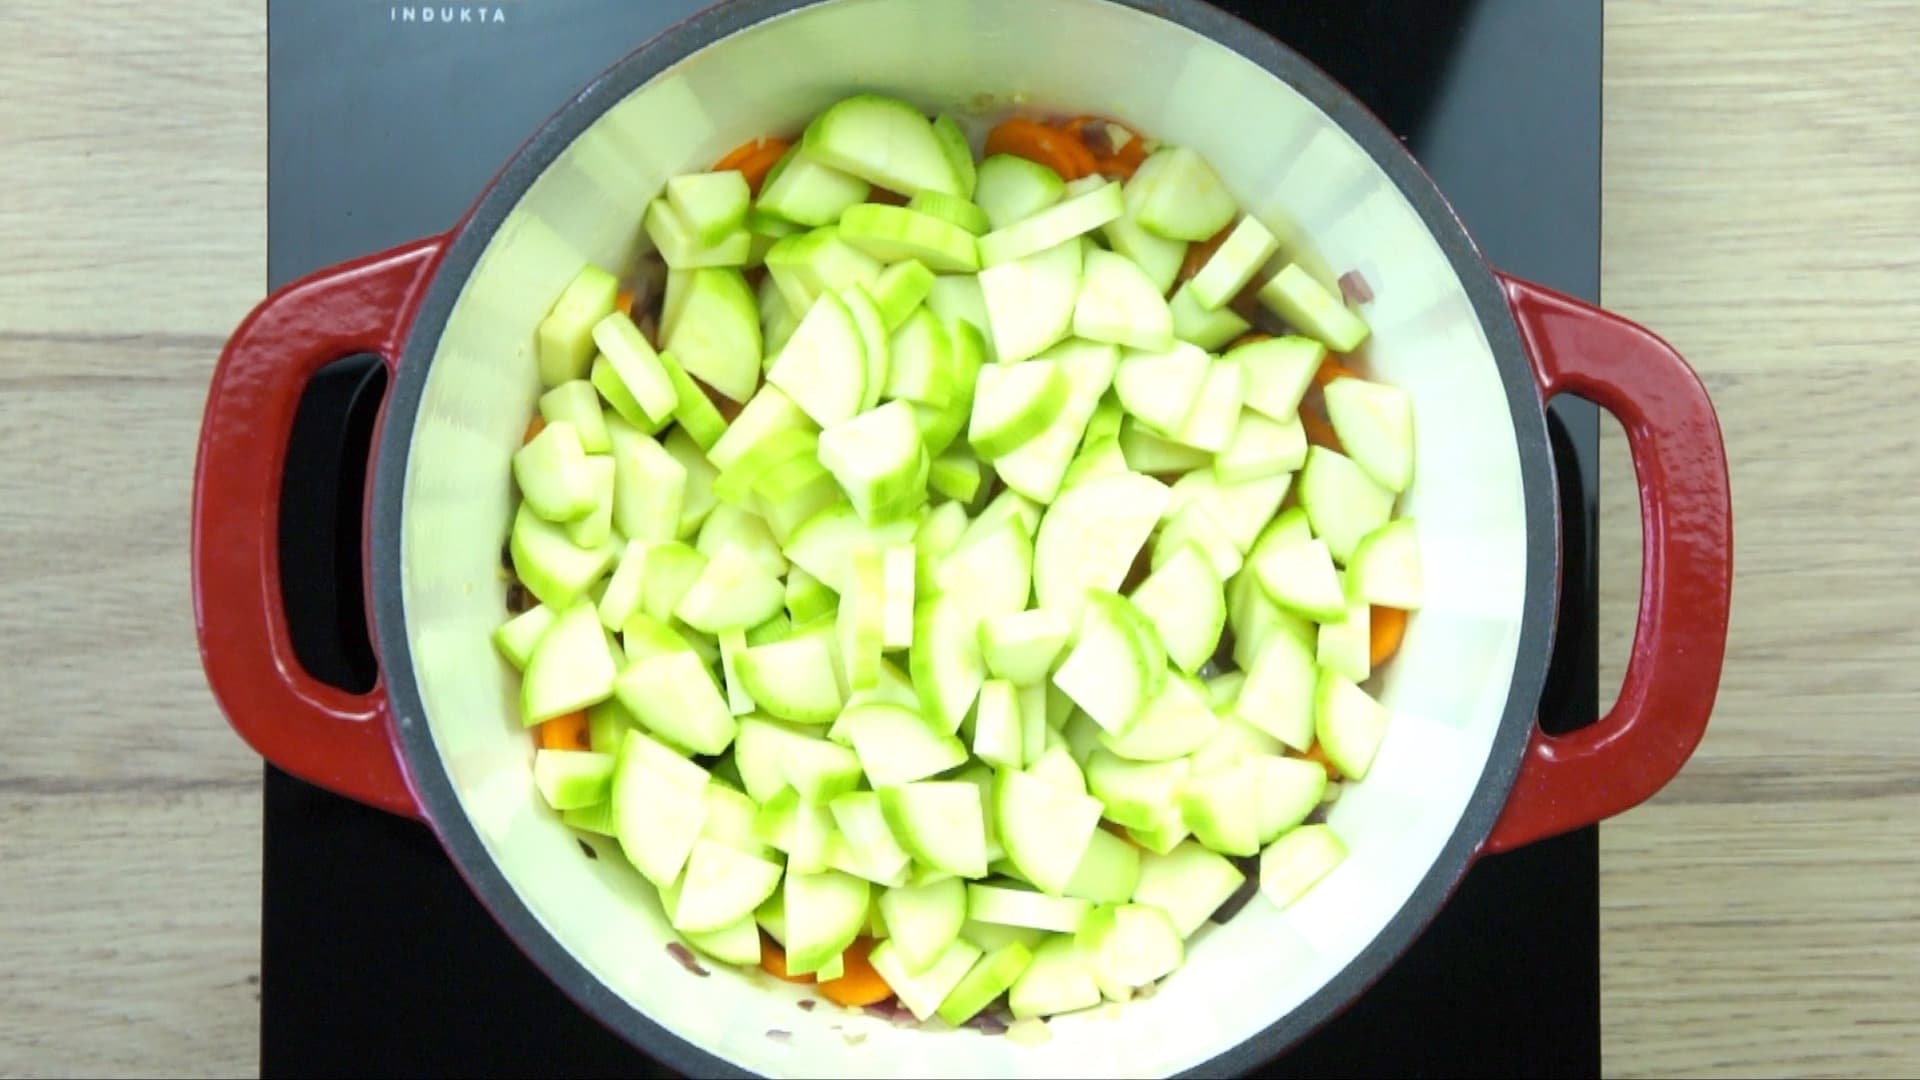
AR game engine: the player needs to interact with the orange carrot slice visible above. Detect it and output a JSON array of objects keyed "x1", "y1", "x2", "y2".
[
  {"x1": 759, "y1": 938, "x2": 816, "y2": 984},
  {"x1": 817, "y1": 938, "x2": 895, "y2": 1007},
  {"x1": 522, "y1": 416, "x2": 548, "y2": 445},
  {"x1": 536, "y1": 711, "x2": 591, "y2": 751},
  {"x1": 985, "y1": 117, "x2": 1097, "y2": 181},
  {"x1": 711, "y1": 137, "x2": 792, "y2": 194},
  {"x1": 1313, "y1": 357, "x2": 1362, "y2": 389},
  {"x1": 1370, "y1": 606, "x2": 1408, "y2": 667},
  {"x1": 1302, "y1": 741, "x2": 1343, "y2": 782}
]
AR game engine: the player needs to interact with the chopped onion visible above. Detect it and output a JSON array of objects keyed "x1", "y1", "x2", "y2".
[{"x1": 1338, "y1": 269, "x2": 1374, "y2": 305}]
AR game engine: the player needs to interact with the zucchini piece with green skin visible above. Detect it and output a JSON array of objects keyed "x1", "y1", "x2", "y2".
[
  {"x1": 659, "y1": 268, "x2": 761, "y2": 404},
  {"x1": 537, "y1": 264, "x2": 619, "y2": 387},
  {"x1": 1233, "y1": 333, "x2": 1326, "y2": 423},
  {"x1": 1102, "y1": 200, "x2": 1188, "y2": 296},
  {"x1": 765, "y1": 291, "x2": 867, "y2": 428},
  {"x1": 492, "y1": 603, "x2": 556, "y2": 670},
  {"x1": 1132, "y1": 839, "x2": 1245, "y2": 938},
  {"x1": 1062, "y1": 827, "x2": 1142, "y2": 905},
  {"x1": 643, "y1": 197, "x2": 752, "y2": 269},
  {"x1": 707, "y1": 384, "x2": 814, "y2": 471},
  {"x1": 936, "y1": 942, "x2": 1033, "y2": 1026},
  {"x1": 734, "y1": 628, "x2": 845, "y2": 723},
  {"x1": 512, "y1": 420, "x2": 596, "y2": 523},
  {"x1": 1052, "y1": 591, "x2": 1165, "y2": 736},
  {"x1": 777, "y1": 733, "x2": 865, "y2": 803},
  {"x1": 673, "y1": 544, "x2": 785, "y2": 634},
  {"x1": 606, "y1": 418, "x2": 687, "y2": 544},
  {"x1": 1318, "y1": 599, "x2": 1373, "y2": 683},
  {"x1": 563, "y1": 456, "x2": 616, "y2": 550},
  {"x1": 1164, "y1": 468, "x2": 1292, "y2": 554},
  {"x1": 1072, "y1": 247, "x2": 1175, "y2": 351},
  {"x1": 839, "y1": 282, "x2": 892, "y2": 414},
  {"x1": 1114, "y1": 341, "x2": 1209, "y2": 436},
  {"x1": 978, "y1": 607, "x2": 1072, "y2": 687},
  {"x1": 1252, "y1": 536, "x2": 1347, "y2": 624},
  {"x1": 538, "y1": 380, "x2": 610, "y2": 454},
  {"x1": 931, "y1": 113, "x2": 978, "y2": 199},
  {"x1": 611, "y1": 731, "x2": 710, "y2": 888},
  {"x1": 869, "y1": 259, "x2": 936, "y2": 331},
  {"x1": 884, "y1": 306, "x2": 955, "y2": 407},
  {"x1": 973, "y1": 153, "x2": 1066, "y2": 232},
  {"x1": 908, "y1": 188, "x2": 991, "y2": 236},
  {"x1": 1152, "y1": 502, "x2": 1244, "y2": 582},
  {"x1": 978, "y1": 179, "x2": 1125, "y2": 267},
  {"x1": 1179, "y1": 757, "x2": 1261, "y2": 856},
  {"x1": 1188, "y1": 711, "x2": 1283, "y2": 777},
  {"x1": 590, "y1": 354, "x2": 666, "y2": 435},
  {"x1": 1348, "y1": 518, "x2": 1424, "y2": 609},
  {"x1": 716, "y1": 627, "x2": 754, "y2": 716},
  {"x1": 1167, "y1": 360, "x2": 1244, "y2": 454},
  {"x1": 928, "y1": 451, "x2": 983, "y2": 503},
  {"x1": 968, "y1": 359, "x2": 1069, "y2": 459},
  {"x1": 880, "y1": 543, "x2": 917, "y2": 650},
  {"x1": 1077, "y1": 902, "x2": 1183, "y2": 1001},
  {"x1": 782, "y1": 869, "x2": 872, "y2": 977},
  {"x1": 1099, "y1": 673, "x2": 1220, "y2": 763},
  {"x1": 785, "y1": 504, "x2": 919, "y2": 594},
  {"x1": 1129, "y1": 146, "x2": 1239, "y2": 242},
  {"x1": 1259, "y1": 823, "x2": 1347, "y2": 909},
  {"x1": 785, "y1": 564, "x2": 837, "y2": 625},
  {"x1": 880, "y1": 780, "x2": 990, "y2": 879},
  {"x1": 1316, "y1": 669, "x2": 1392, "y2": 780},
  {"x1": 801, "y1": 94, "x2": 963, "y2": 198},
  {"x1": 1324, "y1": 375, "x2": 1415, "y2": 493},
  {"x1": 663, "y1": 428, "x2": 720, "y2": 537},
  {"x1": 638, "y1": 541, "x2": 708, "y2": 625},
  {"x1": 934, "y1": 515, "x2": 1033, "y2": 621},
  {"x1": 1252, "y1": 754, "x2": 1328, "y2": 845},
  {"x1": 665, "y1": 170, "x2": 752, "y2": 246},
  {"x1": 533, "y1": 749, "x2": 616, "y2": 811},
  {"x1": 1235, "y1": 623, "x2": 1317, "y2": 750},
  {"x1": 995, "y1": 768, "x2": 1105, "y2": 896},
  {"x1": 1257, "y1": 263, "x2": 1371, "y2": 352},
  {"x1": 764, "y1": 227, "x2": 883, "y2": 320},
  {"x1": 836, "y1": 545, "x2": 886, "y2": 692},
  {"x1": 755, "y1": 147, "x2": 870, "y2": 227},
  {"x1": 1085, "y1": 751, "x2": 1189, "y2": 831},
  {"x1": 840, "y1": 702, "x2": 968, "y2": 786},
  {"x1": 754, "y1": 789, "x2": 838, "y2": 874},
  {"x1": 910, "y1": 591, "x2": 988, "y2": 735},
  {"x1": 1117, "y1": 418, "x2": 1213, "y2": 474},
  {"x1": 818, "y1": 399, "x2": 929, "y2": 524},
  {"x1": 1025, "y1": 743, "x2": 1087, "y2": 795},
  {"x1": 671, "y1": 838, "x2": 783, "y2": 934},
  {"x1": 711, "y1": 427, "x2": 816, "y2": 507},
  {"x1": 967, "y1": 882, "x2": 1091, "y2": 934},
  {"x1": 924, "y1": 273, "x2": 994, "y2": 357},
  {"x1": 1060, "y1": 436, "x2": 1130, "y2": 490},
  {"x1": 978, "y1": 238, "x2": 1082, "y2": 364},
  {"x1": 612, "y1": 646, "x2": 736, "y2": 755},
  {"x1": 753, "y1": 454, "x2": 844, "y2": 546},
  {"x1": 869, "y1": 937, "x2": 983, "y2": 1021},
  {"x1": 1167, "y1": 280, "x2": 1250, "y2": 350},
  {"x1": 658, "y1": 352, "x2": 729, "y2": 450},
  {"x1": 1298, "y1": 446, "x2": 1396, "y2": 564},
  {"x1": 875, "y1": 876, "x2": 967, "y2": 974},
  {"x1": 838, "y1": 203, "x2": 980, "y2": 273},
  {"x1": 1032, "y1": 472, "x2": 1170, "y2": 626},
  {"x1": 915, "y1": 316, "x2": 988, "y2": 455},
  {"x1": 1007, "y1": 933, "x2": 1101, "y2": 1020},
  {"x1": 829, "y1": 790, "x2": 916, "y2": 887},
  {"x1": 1215, "y1": 409, "x2": 1307, "y2": 484},
  {"x1": 1128, "y1": 544, "x2": 1225, "y2": 675},
  {"x1": 510, "y1": 504, "x2": 619, "y2": 610},
  {"x1": 991, "y1": 338, "x2": 1118, "y2": 504},
  {"x1": 1188, "y1": 214, "x2": 1279, "y2": 310}
]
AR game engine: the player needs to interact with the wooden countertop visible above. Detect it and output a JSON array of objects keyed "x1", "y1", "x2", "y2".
[{"x1": 3, "y1": 1, "x2": 1915, "y2": 1075}]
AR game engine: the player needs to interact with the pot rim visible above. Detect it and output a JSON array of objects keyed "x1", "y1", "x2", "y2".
[{"x1": 367, "y1": 0, "x2": 1561, "y2": 1073}]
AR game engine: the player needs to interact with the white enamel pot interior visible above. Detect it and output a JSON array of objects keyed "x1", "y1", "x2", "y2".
[{"x1": 370, "y1": 0, "x2": 1560, "y2": 1075}]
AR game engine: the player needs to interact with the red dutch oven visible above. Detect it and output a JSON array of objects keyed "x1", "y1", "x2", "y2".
[{"x1": 193, "y1": 0, "x2": 1732, "y2": 1075}]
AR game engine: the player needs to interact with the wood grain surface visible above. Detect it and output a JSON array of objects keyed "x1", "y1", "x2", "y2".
[{"x1": 1, "y1": 1, "x2": 1914, "y2": 1076}]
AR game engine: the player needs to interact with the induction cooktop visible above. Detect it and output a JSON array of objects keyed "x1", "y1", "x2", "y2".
[{"x1": 262, "y1": 2, "x2": 1603, "y2": 1075}]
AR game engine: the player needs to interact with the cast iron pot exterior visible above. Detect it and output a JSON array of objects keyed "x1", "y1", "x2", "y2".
[{"x1": 193, "y1": 1, "x2": 1732, "y2": 1075}]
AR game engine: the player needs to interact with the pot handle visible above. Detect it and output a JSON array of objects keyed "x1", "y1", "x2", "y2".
[
  {"x1": 1480, "y1": 274, "x2": 1733, "y2": 854},
  {"x1": 192, "y1": 236, "x2": 446, "y2": 821}
]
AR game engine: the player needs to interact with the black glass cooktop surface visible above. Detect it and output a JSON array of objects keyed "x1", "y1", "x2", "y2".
[{"x1": 262, "y1": 2, "x2": 1602, "y2": 1075}]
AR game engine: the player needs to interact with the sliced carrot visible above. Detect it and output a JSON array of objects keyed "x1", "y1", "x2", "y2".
[
  {"x1": 1370, "y1": 606, "x2": 1408, "y2": 667},
  {"x1": 1180, "y1": 222, "x2": 1236, "y2": 282},
  {"x1": 984, "y1": 117, "x2": 1097, "y2": 181},
  {"x1": 1057, "y1": 114, "x2": 1149, "y2": 179},
  {"x1": 522, "y1": 415, "x2": 548, "y2": 445},
  {"x1": 817, "y1": 938, "x2": 895, "y2": 1007},
  {"x1": 711, "y1": 136, "x2": 792, "y2": 195},
  {"x1": 759, "y1": 938, "x2": 816, "y2": 984},
  {"x1": 1302, "y1": 741, "x2": 1343, "y2": 782},
  {"x1": 1312, "y1": 357, "x2": 1361, "y2": 389},
  {"x1": 536, "y1": 711, "x2": 591, "y2": 751},
  {"x1": 1301, "y1": 407, "x2": 1342, "y2": 452},
  {"x1": 616, "y1": 288, "x2": 636, "y2": 317}
]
